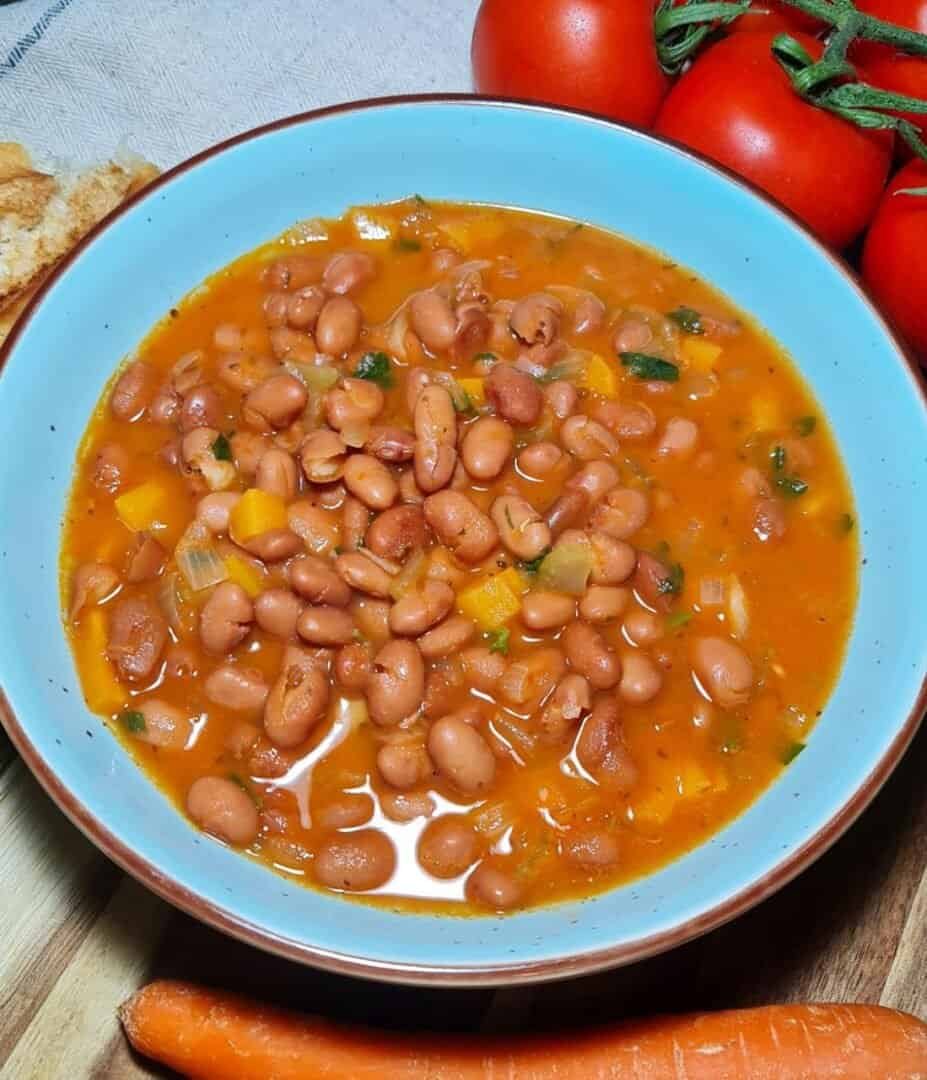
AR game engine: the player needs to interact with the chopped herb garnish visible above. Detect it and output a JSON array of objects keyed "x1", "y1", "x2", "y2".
[
  {"x1": 776, "y1": 475, "x2": 809, "y2": 497},
  {"x1": 227, "y1": 772, "x2": 250, "y2": 792},
  {"x1": 667, "y1": 306, "x2": 704, "y2": 335},
  {"x1": 770, "y1": 444, "x2": 786, "y2": 473},
  {"x1": 666, "y1": 610, "x2": 693, "y2": 629},
  {"x1": 333, "y1": 545, "x2": 344, "y2": 555},
  {"x1": 211, "y1": 433, "x2": 232, "y2": 461},
  {"x1": 504, "y1": 506, "x2": 515, "y2": 530},
  {"x1": 396, "y1": 237, "x2": 421, "y2": 252},
  {"x1": 838, "y1": 512, "x2": 855, "y2": 534},
  {"x1": 619, "y1": 352, "x2": 679, "y2": 382},
  {"x1": 488, "y1": 628, "x2": 510, "y2": 655},
  {"x1": 452, "y1": 389, "x2": 474, "y2": 415},
  {"x1": 413, "y1": 193, "x2": 429, "y2": 207},
  {"x1": 720, "y1": 735, "x2": 743, "y2": 754},
  {"x1": 353, "y1": 351, "x2": 394, "y2": 389},
  {"x1": 475, "y1": 352, "x2": 498, "y2": 364},
  {"x1": 657, "y1": 562, "x2": 685, "y2": 596},
  {"x1": 121, "y1": 709, "x2": 146, "y2": 734},
  {"x1": 794, "y1": 415, "x2": 817, "y2": 437},
  {"x1": 781, "y1": 741, "x2": 806, "y2": 765},
  {"x1": 519, "y1": 549, "x2": 549, "y2": 575}
]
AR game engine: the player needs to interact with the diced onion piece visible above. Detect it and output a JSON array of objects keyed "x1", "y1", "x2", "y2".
[
  {"x1": 158, "y1": 571, "x2": 184, "y2": 632},
  {"x1": 199, "y1": 456, "x2": 236, "y2": 492},
  {"x1": 543, "y1": 349, "x2": 590, "y2": 384},
  {"x1": 335, "y1": 695, "x2": 370, "y2": 731},
  {"x1": 699, "y1": 576, "x2": 726, "y2": 607},
  {"x1": 388, "y1": 549, "x2": 427, "y2": 601},
  {"x1": 537, "y1": 541, "x2": 594, "y2": 596},
  {"x1": 382, "y1": 298, "x2": 412, "y2": 360},
  {"x1": 177, "y1": 545, "x2": 229, "y2": 592},
  {"x1": 681, "y1": 371, "x2": 720, "y2": 400},
  {"x1": 727, "y1": 574, "x2": 749, "y2": 640},
  {"x1": 286, "y1": 362, "x2": 339, "y2": 393}
]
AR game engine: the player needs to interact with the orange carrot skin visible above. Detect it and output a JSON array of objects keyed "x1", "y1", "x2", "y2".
[{"x1": 120, "y1": 980, "x2": 927, "y2": 1080}]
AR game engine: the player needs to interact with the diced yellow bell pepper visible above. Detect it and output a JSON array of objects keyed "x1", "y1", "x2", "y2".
[
  {"x1": 681, "y1": 338, "x2": 723, "y2": 371},
  {"x1": 750, "y1": 395, "x2": 782, "y2": 432},
  {"x1": 223, "y1": 554, "x2": 265, "y2": 598},
  {"x1": 578, "y1": 353, "x2": 618, "y2": 398},
  {"x1": 438, "y1": 214, "x2": 505, "y2": 253},
  {"x1": 348, "y1": 207, "x2": 395, "y2": 249},
  {"x1": 632, "y1": 757, "x2": 726, "y2": 826},
  {"x1": 75, "y1": 609, "x2": 126, "y2": 716},
  {"x1": 229, "y1": 488, "x2": 288, "y2": 545},
  {"x1": 114, "y1": 481, "x2": 173, "y2": 534},
  {"x1": 457, "y1": 567, "x2": 524, "y2": 630},
  {"x1": 457, "y1": 377, "x2": 486, "y2": 407}
]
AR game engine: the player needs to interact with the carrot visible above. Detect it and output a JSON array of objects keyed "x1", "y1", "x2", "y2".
[{"x1": 119, "y1": 980, "x2": 927, "y2": 1080}]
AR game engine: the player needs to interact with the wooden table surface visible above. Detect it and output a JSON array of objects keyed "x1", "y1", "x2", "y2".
[{"x1": 2, "y1": 718, "x2": 925, "y2": 1079}]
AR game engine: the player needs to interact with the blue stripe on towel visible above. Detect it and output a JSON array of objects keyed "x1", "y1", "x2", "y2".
[{"x1": 0, "y1": 0, "x2": 76, "y2": 80}]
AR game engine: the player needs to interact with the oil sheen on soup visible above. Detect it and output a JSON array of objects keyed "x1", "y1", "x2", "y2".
[{"x1": 61, "y1": 199, "x2": 857, "y2": 914}]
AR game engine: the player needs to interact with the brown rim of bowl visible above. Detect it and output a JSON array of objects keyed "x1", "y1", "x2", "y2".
[{"x1": 1, "y1": 94, "x2": 925, "y2": 988}]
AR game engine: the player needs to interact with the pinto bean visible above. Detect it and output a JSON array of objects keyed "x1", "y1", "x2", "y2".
[
  {"x1": 367, "y1": 640, "x2": 425, "y2": 726},
  {"x1": 633, "y1": 551, "x2": 678, "y2": 612},
  {"x1": 468, "y1": 862, "x2": 522, "y2": 910},
  {"x1": 517, "y1": 441, "x2": 562, "y2": 478},
  {"x1": 545, "y1": 489, "x2": 589, "y2": 538},
  {"x1": 238, "y1": 528, "x2": 302, "y2": 562},
  {"x1": 389, "y1": 580, "x2": 454, "y2": 636},
  {"x1": 343, "y1": 453, "x2": 398, "y2": 510},
  {"x1": 217, "y1": 351, "x2": 281, "y2": 394},
  {"x1": 264, "y1": 659, "x2": 330, "y2": 747},
  {"x1": 521, "y1": 590, "x2": 576, "y2": 631},
  {"x1": 180, "y1": 385, "x2": 223, "y2": 434},
  {"x1": 691, "y1": 636, "x2": 754, "y2": 709},
  {"x1": 414, "y1": 385, "x2": 457, "y2": 493},
  {"x1": 430, "y1": 248, "x2": 461, "y2": 274},
  {"x1": 560, "y1": 415, "x2": 619, "y2": 461},
  {"x1": 351, "y1": 597, "x2": 391, "y2": 642},
  {"x1": 107, "y1": 594, "x2": 167, "y2": 684},
  {"x1": 342, "y1": 495, "x2": 371, "y2": 551},
  {"x1": 460, "y1": 647, "x2": 507, "y2": 692},
  {"x1": 299, "y1": 428, "x2": 347, "y2": 484},
  {"x1": 418, "y1": 816, "x2": 478, "y2": 879},
  {"x1": 365, "y1": 425, "x2": 416, "y2": 463},
  {"x1": 564, "y1": 830, "x2": 620, "y2": 867},
  {"x1": 92, "y1": 443, "x2": 131, "y2": 493},
  {"x1": 566, "y1": 461, "x2": 620, "y2": 503},
  {"x1": 619, "y1": 651, "x2": 663, "y2": 704},
  {"x1": 269, "y1": 327, "x2": 317, "y2": 365},
  {"x1": 424, "y1": 491, "x2": 498, "y2": 564},
  {"x1": 316, "y1": 792, "x2": 375, "y2": 829},
  {"x1": 313, "y1": 830, "x2": 395, "y2": 892},
  {"x1": 365, "y1": 505, "x2": 427, "y2": 561},
  {"x1": 538, "y1": 672, "x2": 591, "y2": 741},
  {"x1": 284, "y1": 285, "x2": 327, "y2": 330},
  {"x1": 285, "y1": 554, "x2": 350, "y2": 607},
  {"x1": 255, "y1": 447, "x2": 298, "y2": 499},
  {"x1": 335, "y1": 551, "x2": 393, "y2": 598},
  {"x1": 296, "y1": 605, "x2": 355, "y2": 647},
  {"x1": 623, "y1": 608, "x2": 663, "y2": 646},
  {"x1": 575, "y1": 698, "x2": 638, "y2": 790},
  {"x1": 573, "y1": 293, "x2": 607, "y2": 335},
  {"x1": 417, "y1": 615, "x2": 476, "y2": 659},
  {"x1": 491, "y1": 494, "x2": 551, "y2": 561},
  {"x1": 254, "y1": 589, "x2": 304, "y2": 638},
  {"x1": 543, "y1": 380, "x2": 578, "y2": 420},
  {"x1": 485, "y1": 364, "x2": 542, "y2": 425},
  {"x1": 264, "y1": 254, "x2": 325, "y2": 291},
  {"x1": 428, "y1": 715, "x2": 496, "y2": 795},
  {"x1": 132, "y1": 699, "x2": 193, "y2": 750},
  {"x1": 591, "y1": 487, "x2": 650, "y2": 541},
  {"x1": 187, "y1": 776, "x2": 259, "y2": 847},
  {"x1": 509, "y1": 292, "x2": 561, "y2": 345},
  {"x1": 200, "y1": 582, "x2": 254, "y2": 655},
  {"x1": 658, "y1": 416, "x2": 699, "y2": 459},
  {"x1": 461, "y1": 416, "x2": 513, "y2": 481},
  {"x1": 228, "y1": 431, "x2": 269, "y2": 478},
  {"x1": 111, "y1": 360, "x2": 157, "y2": 420},
  {"x1": 454, "y1": 302, "x2": 491, "y2": 359},
  {"x1": 149, "y1": 386, "x2": 180, "y2": 426},
  {"x1": 326, "y1": 378, "x2": 384, "y2": 431},
  {"x1": 405, "y1": 367, "x2": 432, "y2": 413},
  {"x1": 593, "y1": 400, "x2": 657, "y2": 440},
  {"x1": 499, "y1": 647, "x2": 566, "y2": 707},
  {"x1": 587, "y1": 531, "x2": 637, "y2": 585},
  {"x1": 579, "y1": 584, "x2": 630, "y2": 623},
  {"x1": 562, "y1": 620, "x2": 621, "y2": 690},
  {"x1": 70, "y1": 562, "x2": 120, "y2": 621},
  {"x1": 334, "y1": 642, "x2": 372, "y2": 690},
  {"x1": 204, "y1": 664, "x2": 269, "y2": 712},
  {"x1": 409, "y1": 291, "x2": 457, "y2": 352},
  {"x1": 288, "y1": 499, "x2": 341, "y2": 555},
  {"x1": 377, "y1": 740, "x2": 433, "y2": 790},
  {"x1": 244, "y1": 373, "x2": 307, "y2": 430},
  {"x1": 322, "y1": 250, "x2": 376, "y2": 295},
  {"x1": 126, "y1": 536, "x2": 166, "y2": 584},
  {"x1": 315, "y1": 296, "x2": 362, "y2": 355}
]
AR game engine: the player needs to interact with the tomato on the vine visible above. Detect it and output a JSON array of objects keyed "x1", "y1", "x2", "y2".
[
  {"x1": 471, "y1": 0, "x2": 670, "y2": 129},
  {"x1": 862, "y1": 160, "x2": 927, "y2": 358},
  {"x1": 853, "y1": 0, "x2": 927, "y2": 139},
  {"x1": 654, "y1": 31, "x2": 893, "y2": 248}
]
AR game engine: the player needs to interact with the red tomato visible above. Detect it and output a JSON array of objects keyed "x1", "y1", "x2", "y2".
[
  {"x1": 655, "y1": 32, "x2": 893, "y2": 248},
  {"x1": 853, "y1": 0, "x2": 927, "y2": 140},
  {"x1": 471, "y1": 0, "x2": 670, "y2": 129},
  {"x1": 862, "y1": 160, "x2": 927, "y2": 358}
]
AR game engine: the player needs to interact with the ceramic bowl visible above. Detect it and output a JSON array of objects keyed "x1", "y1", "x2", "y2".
[{"x1": 1, "y1": 97, "x2": 925, "y2": 986}]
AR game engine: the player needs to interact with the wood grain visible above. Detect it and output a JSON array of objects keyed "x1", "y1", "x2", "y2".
[{"x1": 1, "y1": 723, "x2": 924, "y2": 1078}]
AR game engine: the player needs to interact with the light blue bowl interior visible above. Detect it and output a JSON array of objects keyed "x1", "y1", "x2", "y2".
[{"x1": 1, "y1": 101, "x2": 925, "y2": 980}]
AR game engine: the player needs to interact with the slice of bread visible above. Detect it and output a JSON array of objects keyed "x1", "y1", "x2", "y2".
[{"x1": 0, "y1": 143, "x2": 159, "y2": 346}]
